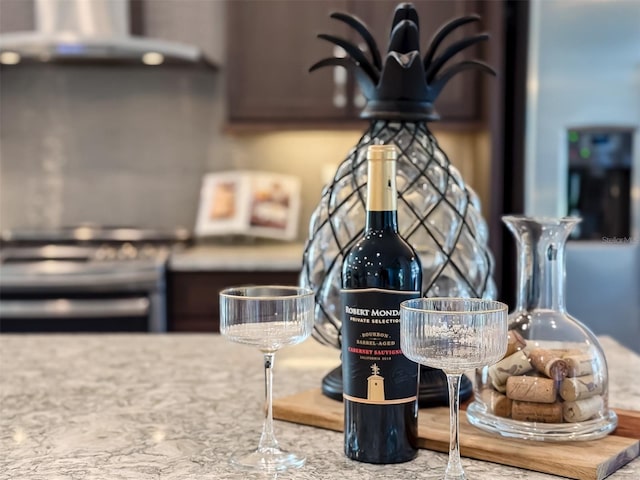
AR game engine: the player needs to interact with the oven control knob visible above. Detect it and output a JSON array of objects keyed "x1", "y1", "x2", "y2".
[
  {"x1": 119, "y1": 242, "x2": 138, "y2": 260},
  {"x1": 141, "y1": 244, "x2": 158, "y2": 259},
  {"x1": 95, "y1": 245, "x2": 118, "y2": 261}
]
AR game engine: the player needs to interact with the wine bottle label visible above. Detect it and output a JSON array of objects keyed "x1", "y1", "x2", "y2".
[{"x1": 341, "y1": 288, "x2": 419, "y2": 404}]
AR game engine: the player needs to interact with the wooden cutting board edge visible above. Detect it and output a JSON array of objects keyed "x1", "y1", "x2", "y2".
[
  {"x1": 609, "y1": 409, "x2": 640, "y2": 440},
  {"x1": 273, "y1": 388, "x2": 640, "y2": 480},
  {"x1": 417, "y1": 410, "x2": 639, "y2": 480}
]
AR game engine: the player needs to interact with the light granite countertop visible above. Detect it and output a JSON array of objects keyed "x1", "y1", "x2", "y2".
[
  {"x1": 169, "y1": 242, "x2": 305, "y2": 272},
  {"x1": 1, "y1": 335, "x2": 638, "y2": 480}
]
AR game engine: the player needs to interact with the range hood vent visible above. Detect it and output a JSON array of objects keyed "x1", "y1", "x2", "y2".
[{"x1": 0, "y1": 0, "x2": 217, "y2": 68}]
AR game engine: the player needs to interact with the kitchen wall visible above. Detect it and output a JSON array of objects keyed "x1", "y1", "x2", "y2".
[
  {"x1": 0, "y1": 0, "x2": 490, "y2": 241},
  {"x1": 0, "y1": 65, "x2": 224, "y2": 230}
]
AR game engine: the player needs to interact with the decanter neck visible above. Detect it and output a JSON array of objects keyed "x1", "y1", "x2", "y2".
[{"x1": 504, "y1": 216, "x2": 580, "y2": 313}]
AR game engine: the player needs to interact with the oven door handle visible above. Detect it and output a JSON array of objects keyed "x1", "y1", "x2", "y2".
[{"x1": 0, "y1": 298, "x2": 150, "y2": 319}]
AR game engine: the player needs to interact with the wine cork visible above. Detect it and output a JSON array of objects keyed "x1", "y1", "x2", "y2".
[
  {"x1": 512, "y1": 400, "x2": 563, "y2": 423},
  {"x1": 562, "y1": 353, "x2": 594, "y2": 377},
  {"x1": 480, "y1": 389, "x2": 512, "y2": 418},
  {"x1": 560, "y1": 375, "x2": 604, "y2": 401},
  {"x1": 563, "y1": 396, "x2": 604, "y2": 423},
  {"x1": 505, "y1": 330, "x2": 527, "y2": 357},
  {"x1": 506, "y1": 375, "x2": 557, "y2": 403},
  {"x1": 492, "y1": 381, "x2": 507, "y2": 393},
  {"x1": 559, "y1": 348, "x2": 584, "y2": 357},
  {"x1": 529, "y1": 348, "x2": 569, "y2": 381},
  {"x1": 488, "y1": 350, "x2": 533, "y2": 388}
]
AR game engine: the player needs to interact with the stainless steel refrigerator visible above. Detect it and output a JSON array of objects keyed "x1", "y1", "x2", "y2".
[{"x1": 523, "y1": 0, "x2": 640, "y2": 351}]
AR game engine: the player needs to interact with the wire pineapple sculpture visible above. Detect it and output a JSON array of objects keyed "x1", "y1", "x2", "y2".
[{"x1": 302, "y1": 4, "x2": 497, "y2": 348}]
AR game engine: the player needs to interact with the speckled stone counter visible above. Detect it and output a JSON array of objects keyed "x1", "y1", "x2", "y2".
[
  {"x1": 169, "y1": 242, "x2": 305, "y2": 272},
  {"x1": 1, "y1": 335, "x2": 638, "y2": 480}
]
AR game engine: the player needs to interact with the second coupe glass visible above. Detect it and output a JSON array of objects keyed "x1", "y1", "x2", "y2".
[{"x1": 400, "y1": 298, "x2": 508, "y2": 480}]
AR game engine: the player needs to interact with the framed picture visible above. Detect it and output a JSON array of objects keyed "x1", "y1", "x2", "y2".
[{"x1": 195, "y1": 171, "x2": 301, "y2": 240}]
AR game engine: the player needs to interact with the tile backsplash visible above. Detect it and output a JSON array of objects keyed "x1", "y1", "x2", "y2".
[
  {"x1": 0, "y1": 64, "x2": 488, "y2": 240},
  {"x1": 0, "y1": 0, "x2": 489, "y2": 241},
  {"x1": 0, "y1": 65, "x2": 225, "y2": 231}
]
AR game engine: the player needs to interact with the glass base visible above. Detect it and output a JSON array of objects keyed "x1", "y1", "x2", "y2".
[
  {"x1": 230, "y1": 447, "x2": 306, "y2": 472},
  {"x1": 445, "y1": 472, "x2": 466, "y2": 480},
  {"x1": 466, "y1": 401, "x2": 618, "y2": 442}
]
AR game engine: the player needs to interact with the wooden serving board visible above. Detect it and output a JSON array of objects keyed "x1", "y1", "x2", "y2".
[{"x1": 273, "y1": 388, "x2": 639, "y2": 480}]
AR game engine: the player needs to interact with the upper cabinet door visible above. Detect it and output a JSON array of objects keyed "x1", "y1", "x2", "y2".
[
  {"x1": 349, "y1": 0, "x2": 484, "y2": 122},
  {"x1": 226, "y1": 0, "x2": 491, "y2": 127},
  {"x1": 227, "y1": 0, "x2": 350, "y2": 122}
]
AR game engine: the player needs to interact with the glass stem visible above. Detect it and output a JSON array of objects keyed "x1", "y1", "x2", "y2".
[
  {"x1": 258, "y1": 352, "x2": 279, "y2": 452},
  {"x1": 445, "y1": 373, "x2": 465, "y2": 480}
]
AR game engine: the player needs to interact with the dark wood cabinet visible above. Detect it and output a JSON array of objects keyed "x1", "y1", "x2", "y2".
[
  {"x1": 168, "y1": 270, "x2": 300, "y2": 332},
  {"x1": 226, "y1": 0, "x2": 492, "y2": 129},
  {"x1": 227, "y1": 0, "x2": 350, "y2": 124}
]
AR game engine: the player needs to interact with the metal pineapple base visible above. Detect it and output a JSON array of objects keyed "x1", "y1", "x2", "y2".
[{"x1": 321, "y1": 365, "x2": 472, "y2": 407}]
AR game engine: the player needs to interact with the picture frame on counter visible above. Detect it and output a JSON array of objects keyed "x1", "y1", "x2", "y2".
[{"x1": 195, "y1": 171, "x2": 301, "y2": 241}]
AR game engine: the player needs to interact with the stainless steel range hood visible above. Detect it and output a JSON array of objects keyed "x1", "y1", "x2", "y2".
[{"x1": 0, "y1": 0, "x2": 216, "y2": 68}]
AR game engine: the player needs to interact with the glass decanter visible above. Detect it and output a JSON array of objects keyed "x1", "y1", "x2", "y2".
[{"x1": 466, "y1": 216, "x2": 618, "y2": 441}]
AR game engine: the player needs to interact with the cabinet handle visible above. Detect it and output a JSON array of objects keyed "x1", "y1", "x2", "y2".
[
  {"x1": 352, "y1": 43, "x2": 367, "y2": 108},
  {"x1": 0, "y1": 297, "x2": 150, "y2": 319},
  {"x1": 333, "y1": 46, "x2": 347, "y2": 108},
  {"x1": 353, "y1": 88, "x2": 366, "y2": 108}
]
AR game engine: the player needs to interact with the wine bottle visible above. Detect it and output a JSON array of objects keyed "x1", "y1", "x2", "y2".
[{"x1": 341, "y1": 144, "x2": 422, "y2": 464}]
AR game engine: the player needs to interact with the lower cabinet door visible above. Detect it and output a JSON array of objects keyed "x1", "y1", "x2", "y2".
[{"x1": 168, "y1": 271, "x2": 301, "y2": 332}]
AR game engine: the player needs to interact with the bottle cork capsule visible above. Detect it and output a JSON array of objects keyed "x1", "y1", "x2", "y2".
[
  {"x1": 506, "y1": 375, "x2": 557, "y2": 403},
  {"x1": 529, "y1": 348, "x2": 569, "y2": 381},
  {"x1": 512, "y1": 400, "x2": 563, "y2": 423},
  {"x1": 563, "y1": 395, "x2": 604, "y2": 422},
  {"x1": 366, "y1": 144, "x2": 398, "y2": 160},
  {"x1": 488, "y1": 350, "x2": 533, "y2": 387},
  {"x1": 480, "y1": 389, "x2": 512, "y2": 418},
  {"x1": 562, "y1": 353, "x2": 595, "y2": 377},
  {"x1": 560, "y1": 375, "x2": 604, "y2": 401}
]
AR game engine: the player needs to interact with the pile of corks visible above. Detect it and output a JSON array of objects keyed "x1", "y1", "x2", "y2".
[{"x1": 481, "y1": 331, "x2": 605, "y2": 423}]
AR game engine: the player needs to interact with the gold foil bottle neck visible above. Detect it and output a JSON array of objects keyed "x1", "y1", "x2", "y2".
[
  {"x1": 366, "y1": 145, "x2": 397, "y2": 212},
  {"x1": 367, "y1": 144, "x2": 398, "y2": 161}
]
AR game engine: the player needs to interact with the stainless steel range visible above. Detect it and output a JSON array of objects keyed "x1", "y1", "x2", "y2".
[{"x1": 0, "y1": 225, "x2": 189, "y2": 332}]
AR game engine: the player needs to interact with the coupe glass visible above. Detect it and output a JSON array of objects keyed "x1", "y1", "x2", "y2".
[
  {"x1": 220, "y1": 285, "x2": 315, "y2": 472},
  {"x1": 400, "y1": 298, "x2": 508, "y2": 480}
]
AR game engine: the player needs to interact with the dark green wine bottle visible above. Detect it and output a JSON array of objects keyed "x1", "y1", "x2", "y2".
[{"x1": 341, "y1": 144, "x2": 422, "y2": 464}]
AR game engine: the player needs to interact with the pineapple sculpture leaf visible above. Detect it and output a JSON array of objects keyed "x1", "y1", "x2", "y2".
[
  {"x1": 310, "y1": 5, "x2": 496, "y2": 120},
  {"x1": 302, "y1": 3, "x2": 498, "y2": 348}
]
